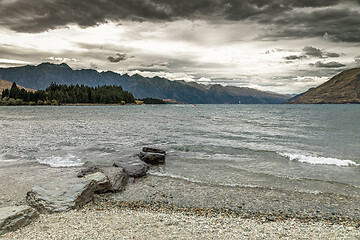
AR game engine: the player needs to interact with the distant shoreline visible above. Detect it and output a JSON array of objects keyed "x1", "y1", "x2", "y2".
[{"x1": 63, "y1": 103, "x2": 143, "y2": 106}]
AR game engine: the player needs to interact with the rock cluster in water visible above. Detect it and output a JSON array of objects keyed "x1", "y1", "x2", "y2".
[{"x1": 0, "y1": 147, "x2": 166, "y2": 235}]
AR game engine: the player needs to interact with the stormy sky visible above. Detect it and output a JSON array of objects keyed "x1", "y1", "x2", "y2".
[{"x1": 0, "y1": 0, "x2": 359, "y2": 93}]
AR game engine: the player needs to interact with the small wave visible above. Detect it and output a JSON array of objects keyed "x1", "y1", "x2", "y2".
[
  {"x1": 86, "y1": 146, "x2": 115, "y2": 153},
  {"x1": 149, "y1": 170, "x2": 203, "y2": 184},
  {"x1": 148, "y1": 170, "x2": 259, "y2": 188},
  {"x1": 37, "y1": 154, "x2": 83, "y2": 168},
  {"x1": 279, "y1": 152, "x2": 359, "y2": 167},
  {"x1": 149, "y1": 170, "x2": 333, "y2": 195}
]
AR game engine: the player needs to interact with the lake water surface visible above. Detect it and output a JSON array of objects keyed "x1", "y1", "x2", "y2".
[{"x1": 1, "y1": 105, "x2": 359, "y2": 197}]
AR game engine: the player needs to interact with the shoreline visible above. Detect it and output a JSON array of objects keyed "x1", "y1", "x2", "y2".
[
  {"x1": 109, "y1": 175, "x2": 360, "y2": 226},
  {"x1": 1, "y1": 163, "x2": 360, "y2": 238},
  {"x1": 1, "y1": 163, "x2": 360, "y2": 226}
]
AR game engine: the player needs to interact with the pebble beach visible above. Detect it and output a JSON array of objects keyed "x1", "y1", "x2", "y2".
[
  {"x1": 2, "y1": 203, "x2": 360, "y2": 240},
  {"x1": 1, "y1": 163, "x2": 360, "y2": 239}
]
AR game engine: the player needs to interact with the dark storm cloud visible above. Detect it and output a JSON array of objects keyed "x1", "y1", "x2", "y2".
[
  {"x1": 1, "y1": 0, "x2": 358, "y2": 42},
  {"x1": 0, "y1": 0, "x2": 224, "y2": 32},
  {"x1": 107, "y1": 53, "x2": 127, "y2": 63},
  {"x1": 312, "y1": 61, "x2": 346, "y2": 68},
  {"x1": 262, "y1": 7, "x2": 360, "y2": 42}
]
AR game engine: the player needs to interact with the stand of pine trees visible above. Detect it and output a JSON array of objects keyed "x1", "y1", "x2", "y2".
[{"x1": 1, "y1": 82, "x2": 135, "y2": 105}]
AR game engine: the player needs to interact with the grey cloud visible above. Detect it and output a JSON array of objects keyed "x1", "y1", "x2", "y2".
[
  {"x1": 303, "y1": 46, "x2": 323, "y2": 58},
  {"x1": 283, "y1": 55, "x2": 307, "y2": 61},
  {"x1": 0, "y1": 0, "x2": 358, "y2": 43},
  {"x1": 313, "y1": 61, "x2": 346, "y2": 68},
  {"x1": 303, "y1": 46, "x2": 341, "y2": 58},
  {"x1": 140, "y1": 62, "x2": 168, "y2": 68},
  {"x1": 90, "y1": 63, "x2": 99, "y2": 69},
  {"x1": 355, "y1": 56, "x2": 360, "y2": 63},
  {"x1": 283, "y1": 46, "x2": 341, "y2": 62},
  {"x1": 127, "y1": 68, "x2": 168, "y2": 73},
  {"x1": 325, "y1": 52, "x2": 340, "y2": 58},
  {"x1": 107, "y1": 53, "x2": 127, "y2": 63}
]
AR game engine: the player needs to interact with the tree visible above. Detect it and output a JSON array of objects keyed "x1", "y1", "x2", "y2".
[
  {"x1": 9, "y1": 82, "x2": 21, "y2": 99},
  {"x1": 2, "y1": 89, "x2": 9, "y2": 98}
]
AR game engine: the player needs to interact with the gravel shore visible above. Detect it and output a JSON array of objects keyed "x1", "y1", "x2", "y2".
[
  {"x1": 112, "y1": 175, "x2": 360, "y2": 226},
  {"x1": 2, "y1": 204, "x2": 360, "y2": 240},
  {"x1": 1, "y1": 164, "x2": 360, "y2": 239}
]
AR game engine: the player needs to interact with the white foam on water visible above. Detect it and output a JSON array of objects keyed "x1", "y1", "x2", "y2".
[
  {"x1": 279, "y1": 152, "x2": 359, "y2": 167},
  {"x1": 37, "y1": 154, "x2": 83, "y2": 167},
  {"x1": 0, "y1": 159, "x2": 19, "y2": 162}
]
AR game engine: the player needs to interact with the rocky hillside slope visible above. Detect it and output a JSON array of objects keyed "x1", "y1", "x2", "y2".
[
  {"x1": 289, "y1": 68, "x2": 360, "y2": 104},
  {"x1": 0, "y1": 79, "x2": 34, "y2": 93}
]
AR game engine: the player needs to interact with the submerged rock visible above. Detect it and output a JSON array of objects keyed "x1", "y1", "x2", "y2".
[
  {"x1": 26, "y1": 178, "x2": 96, "y2": 213},
  {"x1": 142, "y1": 147, "x2": 166, "y2": 155},
  {"x1": 0, "y1": 205, "x2": 38, "y2": 236},
  {"x1": 113, "y1": 158, "x2": 150, "y2": 178},
  {"x1": 139, "y1": 152, "x2": 166, "y2": 164}
]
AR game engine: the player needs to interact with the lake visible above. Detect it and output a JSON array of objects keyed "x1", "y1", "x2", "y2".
[{"x1": 1, "y1": 104, "x2": 359, "y2": 198}]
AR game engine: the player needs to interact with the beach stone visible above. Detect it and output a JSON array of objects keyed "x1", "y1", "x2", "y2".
[
  {"x1": 83, "y1": 172, "x2": 111, "y2": 193},
  {"x1": 113, "y1": 158, "x2": 150, "y2": 178},
  {"x1": 139, "y1": 152, "x2": 166, "y2": 164},
  {"x1": 26, "y1": 178, "x2": 96, "y2": 213},
  {"x1": 101, "y1": 167, "x2": 129, "y2": 192},
  {"x1": 77, "y1": 166, "x2": 129, "y2": 192},
  {"x1": 77, "y1": 166, "x2": 103, "y2": 178},
  {"x1": 0, "y1": 205, "x2": 38, "y2": 236},
  {"x1": 142, "y1": 147, "x2": 166, "y2": 155}
]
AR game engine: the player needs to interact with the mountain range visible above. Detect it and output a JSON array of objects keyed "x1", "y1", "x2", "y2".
[
  {"x1": 0, "y1": 63, "x2": 289, "y2": 104},
  {"x1": 289, "y1": 68, "x2": 360, "y2": 104}
]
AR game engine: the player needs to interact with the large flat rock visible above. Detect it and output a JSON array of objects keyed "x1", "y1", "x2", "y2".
[
  {"x1": 26, "y1": 178, "x2": 96, "y2": 213},
  {"x1": 0, "y1": 205, "x2": 38, "y2": 235}
]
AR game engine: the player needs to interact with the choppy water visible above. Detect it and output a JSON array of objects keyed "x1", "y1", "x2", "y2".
[{"x1": 1, "y1": 105, "x2": 359, "y2": 197}]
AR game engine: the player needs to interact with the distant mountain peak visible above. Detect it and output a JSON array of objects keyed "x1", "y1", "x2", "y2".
[
  {"x1": 37, "y1": 62, "x2": 72, "y2": 70},
  {"x1": 59, "y1": 62, "x2": 72, "y2": 69}
]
